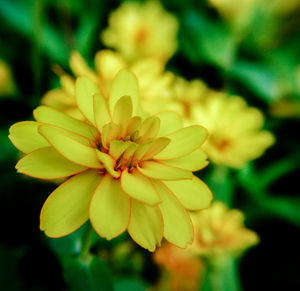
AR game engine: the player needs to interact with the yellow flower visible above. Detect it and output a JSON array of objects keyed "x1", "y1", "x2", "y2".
[
  {"x1": 154, "y1": 242, "x2": 203, "y2": 291},
  {"x1": 0, "y1": 60, "x2": 16, "y2": 96},
  {"x1": 101, "y1": 1, "x2": 178, "y2": 63},
  {"x1": 42, "y1": 50, "x2": 173, "y2": 119},
  {"x1": 147, "y1": 77, "x2": 214, "y2": 124},
  {"x1": 190, "y1": 201, "x2": 259, "y2": 259},
  {"x1": 9, "y1": 70, "x2": 212, "y2": 252},
  {"x1": 194, "y1": 94, "x2": 275, "y2": 168}
]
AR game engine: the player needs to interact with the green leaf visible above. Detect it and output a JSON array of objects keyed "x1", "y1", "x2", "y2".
[
  {"x1": 115, "y1": 278, "x2": 148, "y2": 291},
  {"x1": 181, "y1": 11, "x2": 236, "y2": 69},
  {"x1": 229, "y1": 61, "x2": 281, "y2": 102},
  {"x1": 63, "y1": 255, "x2": 114, "y2": 291}
]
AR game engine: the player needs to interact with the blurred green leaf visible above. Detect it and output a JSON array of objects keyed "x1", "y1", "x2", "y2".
[
  {"x1": 63, "y1": 255, "x2": 114, "y2": 291},
  {"x1": 0, "y1": 0, "x2": 69, "y2": 65},
  {"x1": 229, "y1": 61, "x2": 281, "y2": 102},
  {"x1": 181, "y1": 11, "x2": 236, "y2": 69},
  {"x1": 115, "y1": 278, "x2": 148, "y2": 291}
]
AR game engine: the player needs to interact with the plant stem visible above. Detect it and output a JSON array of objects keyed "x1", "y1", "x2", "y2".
[
  {"x1": 209, "y1": 165, "x2": 233, "y2": 207},
  {"x1": 79, "y1": 221, "x2": 94, "y2": 262}
]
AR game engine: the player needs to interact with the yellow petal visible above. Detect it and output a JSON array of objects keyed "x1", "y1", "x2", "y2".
[
  {"x1": 121, "y1": 169, "x2": 161, "y2": 206},
  {"x1": 75, "y1": 76, "x2": 101, "y2": 124},
  {"x1": 155, "y1": 125, "x2": 208, "y2": 160},
  {"x1": 127, "y1": 116, "x2": 142, "y2": 137},
  {"x1": 163, "y1": 176, "x2": 212, "y2": 210},
  {"x1": 132, "y1": 141, "x2": 152, "y2": 161},
  {"x1": 95, "y1": 50, "x2": 125, "y2": 81},
  {"x1": 90, "y1": 174, "x2": 130, "y2": 240},
  {"x1": 142, "y1": 137, "x2": 170, "y2": 160},
  {"x1": 93, "y1": 93, "x2": 111, "y2": 131},
  {"x1": 16, "y1": 147, "x2": 87, "y2": 179},
  {"x1": 101, "y1": 123, "x2": 121, "y2": 149},
  {"x1": 70, "y1": 51, "x2": 98, "y2": 82},
  {"x1": 34, "y1": 106, "x2": 98, "y2": 140},
  {"x1": 138, "y1": 161, "x2": 193, "y2": 180},
  {"x1": 109, "y1": 69, "x2": 139, "y2": 116},
  {"x1": 9, "y1": 121, "x2": 49, "y2": 154},
  {"x1": 161, "y1": 147, "x2": 208, "y2": 171},
  {"x1": 128, "y1": 200, "x2": 163, "y2": 252},
  {"x1": 138, "y1": 117, "x2": 160, "y2": 143},
  {"x1": 112, "y1": 95, "x2": 133, "y2": 134},
  {"x1": 152, "y1": 180, "x2": 193, "y2": 248},
  {"x1": 109, "y1": 140, "x2": 133, "y2": 160},
  {"x1": 60, "y1": 75, "x2": 75, "y2": 97},
  {"x1": 40, "y1": 170, "x2": 101, "y2": 237},
  {"x1": 96, "y1": 151, "x2": 120, "y2": 178},
  {"x1": 155, "y1": 111, "x2": 183, "y2": 137},
  {"x1": 39, "y1": 125, "x2": 101, "y2": 168}
]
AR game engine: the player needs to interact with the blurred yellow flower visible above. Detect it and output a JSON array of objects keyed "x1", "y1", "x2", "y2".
[
  {"x1": 42, "y1": 50, "x2": 173, "y2": 119},
  {"x1": 149, "y1": 77, "x2": 214, "y2": 124},
  {"x1": 194, "y1": 94, "x2": 275, "y2": 168},
  {"x1": 101, "y1": 1, "x2": 178, "y2": 63},
  {"x1": 154, "y1": 242, "x2": 203, "y2": 291},
  {"x1": 9, "y1": 70, "x2": 212, "y2": 252},
  {"x1": 190, "y1": 201, "x2": 259, "y2": 259},
  {"x1": 0, "y1": 59, "x2": 16, "y2": 96}
]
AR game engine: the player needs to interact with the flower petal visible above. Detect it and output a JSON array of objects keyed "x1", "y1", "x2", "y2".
[
  {"x1": 40, "y1": 170, "x2": 101, "y2": 237},
  {"x1": 155, "y1": 125, "x2": 208, "y2": 160},
  {"x1": 109, "y1": 69, "x2": 139, "y2": 116},
  {"x1": 96, "y1": 151, "x2": 120, "y2": 178},
  {"x1": 9, "y1": 121, "x2": 49, "y2": 154},
  {"x1": 163, "y1": 176, "x2": 212, "y2": 210},
  {"x1": 155, "y1": 111, "x2": 183, "y2": 137},
  {"x1": 95, "y1": 50, "x2": 125, "y2": 81},
  {"x1": 112, "y1": 95, "x2": 133, "y2": 134},
  {"x1": 142, "y1": 137, "x2": 170, "y2": 160},
  {"x1": 128, "y1": 200, "x2": 163, "y2": 252},
  {"x1": 93, "y1": 93, "x2": 111, "y2": 131},
  {"x1": 138, "y1": 116, "x2": 160, "y2": 143},
  {"x1": 39, "y1": 124, "x2": 101, "y2": 168},
  {"x1": 121, "y1": 169, "x2": 161, "y2": 206},
  {"x1": 161, "y1": 147, "x2": 208, "y2": 171},
  {"x1": 75, "y1": 76, "x2": 101, "y2": 124},
  {"x1": 109, "y1": 140, "x2": 133, "y2": 160},
  {"x1": 152, "y1": 180, "x2": 193, "y2": 248},
  {"x1": 70, "y1": 51, "x2": 98, "y2": 83},
  {"x1": 138, "y1": 161, "x2": 192, "y2": 180},
  {"x1": 90, "y1": 174, "x2": 130, "y2": 240},
  {"x1": 16, "y1": 147, "x2": 87, "y2": 179},
  {"x1": 34, "y1": 106, "x2": 98, "y2": 140}
]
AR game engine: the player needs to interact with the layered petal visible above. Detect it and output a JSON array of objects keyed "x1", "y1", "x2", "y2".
[
  {"x1": 142, "y1": 137, "x2": 170, "y2": 160},
  {"x1": 75, "y1": 76, "x2": 101, "y2": 124},
  {"x1": 16, "y1": 147, "x2": 87, "y2": 179},
  {"x1": 93, "y1": 93, "x2": 111, "y2": 131},
  {"x1": 161, "y1": 147, "x2": 208, "y2": 171},
  {"x1": 128, "y1": 200, "x2": 163, "y2": 252},
  {"x1": 90, "y1": 174, "x2": 131, "y2": 240},
  {"x1": 163, "y1": 176, "x2": 212, "y2": 210},
  {"x1": 39, "y1": 125, "x2": 101, "y2": 168},
  {"x1": 121, "y1": 169, "x2": 161, "y2": 205},
  {"x1": 8, "y1": 121, "x2": 49, "y2": 154},
  {"x1": 112, "y1": 95, "x2": 133, "y2": 133},
  {"x1": 109, "y1": 69, "x2": 139, "y2": 116},
  {"x1": 155, "y1": 125, "x2": 208, "y2": 160},
  {"x1": 96, "y1": 151, "x2": 120, "y2": 178},
  {"x1": 40, "y1": 170, "x2": 101, "y2": 237},
  {"x1": 34, "y1": 106, "x2": 98, "y2": 140},
  {"x1": 152, "y1": 180, "x2": 193, "y2": 248},
  {"x1": 138, "y1": 161, "x2": 192, "y2": 180},
  {"x1": 155, "y1": 111, "x2": 183, "y2": 136}
]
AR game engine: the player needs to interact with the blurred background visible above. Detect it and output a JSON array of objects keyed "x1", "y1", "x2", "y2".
[{"x1": 0, "y1": 0, "x2": 300, "y2": 290}]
